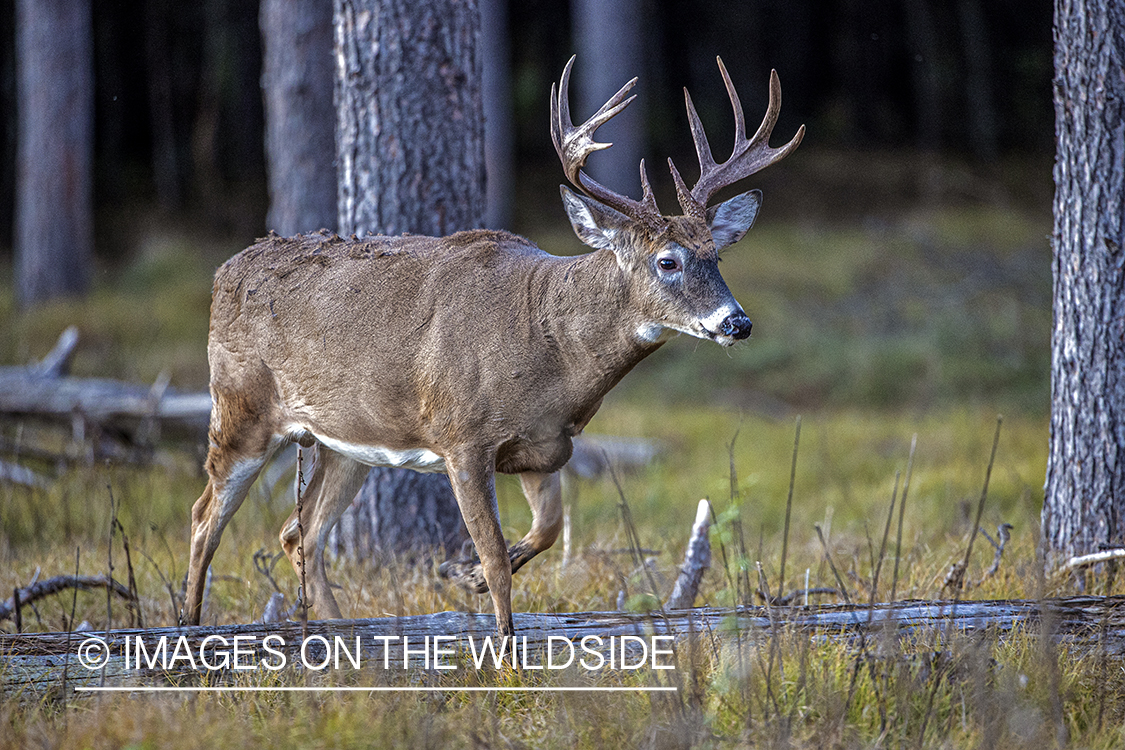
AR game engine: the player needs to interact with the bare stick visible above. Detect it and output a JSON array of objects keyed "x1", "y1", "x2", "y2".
[
  {"x1": 666, "y1": 499, "x2": 712, "y2": 609},
  {"x1": 889, "y1": 434, "x2": 917, "y2": 605},
  {"x1": 0, "y1": 573, "x2": 136, "y2": 623},
  {"x1": 777, "y1": 416, "x2": 801, "y2": 604},
  {"x1": 62, "y1": 547, "x2": 80, "y2": 705},
  {"x1": 1062, "y1": 548, "x2": 1125, "y2": 571},
  {"x1": 955, "y1": 417, "x2": 1003, "y2": 596},
  {"x1": 606, "y1": 458, "x2": 664, "y2": 607},
  {"x1": 106, "y1": 485, "x2": 117, "y2": 634},
  {"x1": 870, "y1": 472, "x2": 900, "y2": 606},
  {"x1": 296, "y1": 446, "x2": 309, "y2": 631},
  {"x1": 814, "y1": 524, "x2": 852, "y2": 605},
  {"x1": 116, "y1": 516, "x2": 142, "y2": 627},
  {"x1": 978, "y1": 523, "x2": 1014, "y2": 583}
]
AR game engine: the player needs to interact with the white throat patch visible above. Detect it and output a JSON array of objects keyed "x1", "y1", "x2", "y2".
[{"x1": 635, "y1": 322, "x2": 679, "y2": 345}]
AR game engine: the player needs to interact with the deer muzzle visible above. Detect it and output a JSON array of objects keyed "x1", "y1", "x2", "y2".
[{"x1": 720, "y1": 312, "x2": 753, "y2": 340}]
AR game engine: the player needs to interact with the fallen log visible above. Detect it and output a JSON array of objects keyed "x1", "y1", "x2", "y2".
[
  {"x1": 0, "y1": 371, "x2": 212, "y2": 443},
  {"x1": 3, "y1": 596, "x2": 1124, "y2": 695}
]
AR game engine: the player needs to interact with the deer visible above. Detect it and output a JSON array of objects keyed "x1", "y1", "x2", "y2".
[{"x1": 183, "y1": 56, "x2": 803, "y2": 635}]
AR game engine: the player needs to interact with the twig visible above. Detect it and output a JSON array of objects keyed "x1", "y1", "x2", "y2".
[
  {"x1": 814, "y1": 524, "x2": 852, "y2": 605},
  {"x1": 296, "y1": 446, "x2": 310, "y2": 634},
  {"x1": 889, "y1": 434, "x2": 917, "y2": 605},
  {"x1": 605, "y1": 457, "x2": 664, "y2": 608},
  {"x1": 945, "y1": 417, "x2": 1003, "y2": 596},
  {"x1": 106, "y1": 485, "x2": 117, "y2": 634},
  {"x1": 138, "y1": 548, "x2": 178, "y2": 624},
  {"x1": 1063, "y1": 548, "x2": 1125, "y2": 571},
  {"x1": 777, "y1": 416, "x2": 801, "y2": 604},
  {"x1": 253, "y1": 548, "x2": 287, "y2": 594},
  {"x1": 978, "y1": 523, "x2": 1014, "y2": 583},
  {"x1": 62, "y1": 547, "x2": 80, "y2": 706},
  {"x1": 0, "y1": 573, "x2": 136, "y2": 623},
  {"x1": 870, "y1": 472, "x2": 900, "y2": 605},
  {"x1": 12, "y1": 588, "x2": 21, "y2": 633},
  {"x1": 666, "y1": 499, "x2": 712, "y2": 610}
]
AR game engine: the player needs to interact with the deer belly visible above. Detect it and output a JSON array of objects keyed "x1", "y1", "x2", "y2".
[{"x1": 312, "y1": 432, "x2": 447, "y2": 473}]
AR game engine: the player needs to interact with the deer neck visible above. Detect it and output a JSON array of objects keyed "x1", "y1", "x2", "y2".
[{"x1": 538, "y1": 248, "x2": 665, "y2": 400}]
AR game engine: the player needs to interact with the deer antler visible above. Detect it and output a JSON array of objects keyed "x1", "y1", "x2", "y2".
[
  {"x1": 551, "y1": 56, "x2": 663, "y2": 227},
  {"x1": 552, "y1": 56, "x2": 803, "y2": 226},
  {"x1": 670, "y1": 58, "x2": 805, "y2": 219}
]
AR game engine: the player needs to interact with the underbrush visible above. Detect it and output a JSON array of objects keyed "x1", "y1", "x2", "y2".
[
  {"x1": 0, "y1": 192, "x2": 1084, "y2": 747},
  {"x1": 4, "y1": 404, "x2": 1118, "y2": 748}
]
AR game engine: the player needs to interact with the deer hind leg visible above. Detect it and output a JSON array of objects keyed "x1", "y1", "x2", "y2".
[
  {"x1": 279, "y1": 445, "x2": 369, "y2": 620},
  {"x1": 439, "y1": 471, "x2": 561, "y2": 614},
  {"x1": 184, "y1": 433, "x2": 279, "y2": 625}
]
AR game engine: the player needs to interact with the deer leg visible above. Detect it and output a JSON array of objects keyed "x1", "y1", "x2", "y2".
[
  {"x1": 439, "y1": 471, "x2": 562, "y2": 601},
  {"x1": 510, "y1": 471, "x2": 563, "y2": 573},
  {"x1": 184, "y1": 439, "x2": 278, "y2": 625},
  {"x1": 442, "y1": 451, "x2": 514, "y2": 635},
  {"x1": 279, "y1": 446, "x2": 369, "y2": 620}
]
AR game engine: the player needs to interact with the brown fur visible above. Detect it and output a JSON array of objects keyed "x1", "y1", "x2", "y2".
[{"x1": 185, "y1": 227, "x2": 710, "y2": 633}]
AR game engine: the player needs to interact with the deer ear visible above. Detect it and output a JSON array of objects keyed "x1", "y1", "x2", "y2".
[
  {"x1": 561, "y1": 186, "x2": 633, "y2": 253},
  {"x1": 707, "y1": 189, "x2": 761, "y2": 251}
]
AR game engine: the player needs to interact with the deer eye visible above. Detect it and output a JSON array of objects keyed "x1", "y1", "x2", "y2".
[{"x1": 657, "y1": 257, "x2": 681, "y2": 272}]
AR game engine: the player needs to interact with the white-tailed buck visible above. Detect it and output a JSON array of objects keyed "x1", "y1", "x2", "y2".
[{"x1": 184, "y1": 57, "x2": 803, "y2": 634}]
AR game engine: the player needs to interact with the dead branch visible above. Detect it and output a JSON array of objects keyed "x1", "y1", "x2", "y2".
[
  {"x1": 0, "y1": 459, "x2": 50, "y2": 489},
  {"x1": 666, "y1": 500, "x2": 711, "y2": 609},
  {"x1": 0, "y1": 574, "x2": 136, "y2": 624},
  {"x1": 1064, "y1": 548, "x2": 1125, "y2": 572}
]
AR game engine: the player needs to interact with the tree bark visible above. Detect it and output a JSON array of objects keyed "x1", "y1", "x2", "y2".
[
  {"x1": 334, "y1": 0, "x2": 484, "y2": 237},
  {"x1": 327, "y1": 464, "x2": 469, "y2": 563},
  {"x1": 260, "y1": 0, "x2": 337, "y2": 235},
  {"x1": 14, "y1": 0, "x2": 93, "y2": 308},
  {"x1": 480, "y1": 0, "x2": 513, "y2": 230},
  {"x1": 570, "y1": 0, "x2": 645, "y2": 196},
  {"x1": 332, "y1": 0, "x2": 483, "y2": 561},
  {"x1": 1042, "y1": 0, "x2": 1125, "y2": 565}
]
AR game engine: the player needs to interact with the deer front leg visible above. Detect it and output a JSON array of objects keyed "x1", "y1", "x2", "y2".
[
  {"x1": 443, "y1": 451, "x2": 514, "y2": 636},
  {"x1": 439, "y1": 471, "x2": 562, "y2": 601}
]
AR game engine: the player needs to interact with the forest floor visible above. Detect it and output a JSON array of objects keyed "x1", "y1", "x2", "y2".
[{"x1": 5, "y1": 154, "x2": 1121, "y2": 747}]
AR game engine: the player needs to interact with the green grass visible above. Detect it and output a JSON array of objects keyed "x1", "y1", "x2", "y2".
[{"x1": 0, "y1": 200, "x2": 1099, "y2": 748}]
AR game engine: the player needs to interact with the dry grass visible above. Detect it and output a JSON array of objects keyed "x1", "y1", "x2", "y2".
[{"x1": 4, "y1": 199, "x2": 1112, "y2": 747}]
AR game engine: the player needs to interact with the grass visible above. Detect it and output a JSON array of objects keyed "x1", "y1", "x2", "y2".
[{"x1": 2, "y1": 190, "x2": 1113, "y2": 747}]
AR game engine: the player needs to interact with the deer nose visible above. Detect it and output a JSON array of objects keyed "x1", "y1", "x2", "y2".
[{"x1": 721, "y1": 312, "x2": 753, "y2": 340}]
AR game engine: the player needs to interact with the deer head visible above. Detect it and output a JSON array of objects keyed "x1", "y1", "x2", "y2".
[{"x1": 551, "y1": 56, "x2": 804, "y2": 346}]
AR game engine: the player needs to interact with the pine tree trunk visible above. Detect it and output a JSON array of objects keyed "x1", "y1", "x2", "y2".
[
  {"x1": 334, "y1": 0, "x2": 484, "y2": 237},
  {"x1": 260, "y1": 0, "x2": 337, "y2": 235},
  {"x1": 330, "y1": 0, "x2": 482, "y2": 561},
  {"x1": 327, "y1": 461, "x2": 468, "y2": 562},
  {"x1": 570, "y1": 0, "x2": 644, "y2": 196},
  {"x1": 1042, "y1": 0, "x2": 1125, "y2": 565},
  {"x1": 14, "y1": 0, "x2": 93, "y2": 308},
  {"x1": 480, "y1": 0, "x2": 513, "y2": 230}
]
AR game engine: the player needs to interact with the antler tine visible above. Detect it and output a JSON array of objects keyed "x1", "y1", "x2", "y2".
[
  {"x1": 683, "y1": 58, "x2": 805, "y2": 210},
  {"x1": 551, "y1": 55, "x2": 661, "y2": 223},
  {"x1": 638, "y1": 159, "x2": 661, "y2": 214}
]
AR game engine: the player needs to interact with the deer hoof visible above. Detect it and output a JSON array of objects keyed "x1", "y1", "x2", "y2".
[{"x1": 438, "y1": 558, "x2": 490, "y2": 594}]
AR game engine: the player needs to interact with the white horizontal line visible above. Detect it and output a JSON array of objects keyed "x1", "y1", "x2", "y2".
[{"x1": 75, "y1": 685, "x2": 676, "y2": 693}]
